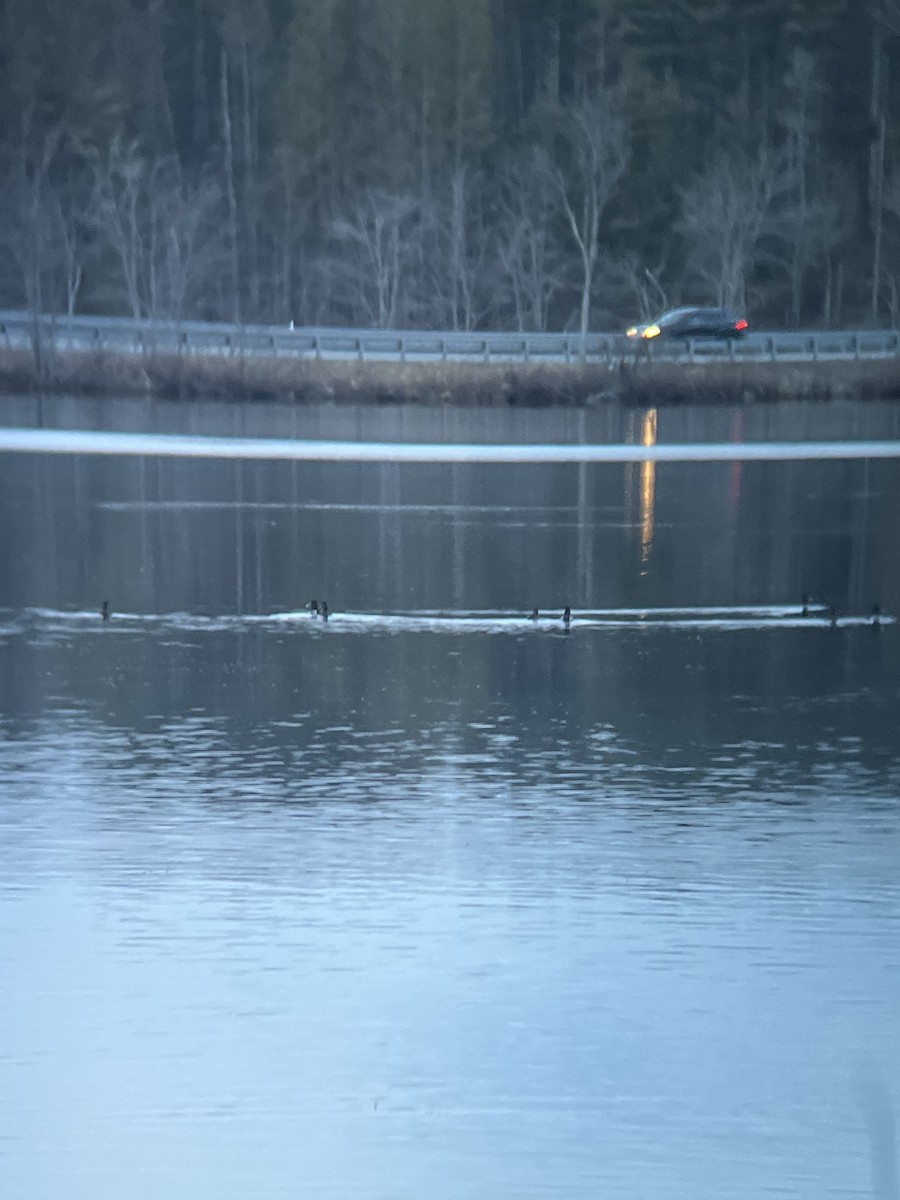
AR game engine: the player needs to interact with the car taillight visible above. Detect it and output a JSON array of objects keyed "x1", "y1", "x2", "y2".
[{"x1": 735, "y1": 319, "x2": 748, "y2": 331}]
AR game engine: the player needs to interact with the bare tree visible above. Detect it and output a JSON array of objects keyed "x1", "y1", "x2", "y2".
[
  {"x1": 56, "y1": 194, "x2": 85, "y2": 319},
  {"x1": 539, "y1": 92, "x2": 629, "y2": 347},
  {"x1": 496, "y1": 147, "x2": 565, "y2": 331},
  {"x1": 219, "y1": 45, "x2": 242, "y2": 323},
  {"x1": 332, "y1": 187, "x2": 418, "y2": 328},
  {"x1": 0, "y1": 123, "x2": 68, "y2": 377},
  {"x1": 776, "y1": 50, "x2": 842, "y2": 326},
  {"x1": 419, "y1": 165, "x2": 493, "y2": 331},
  {"x1": 269, "y1": 146, "x2": 310, "y2": 324},
  {"x1": 612, "y1": 255, "x2": 670, "y2": 322},
  {"x1": 878, "y1": 168, "x2": 900, "y2": 326},
  {"x1": 89, "y1": 138, "x2": 222, "y2": 321},
  {"x1": 678, "y1": 147, "x2": 786, "y2": 314},
  {"x1": 88, "y1": 138, "x2": 146, "y2": 318},
  {"x1": 868, "y1": 1, "x2": 900, "y2": 320},
  {"x1": 447, "y1": 165, "x2": 478, "y2": 330}
]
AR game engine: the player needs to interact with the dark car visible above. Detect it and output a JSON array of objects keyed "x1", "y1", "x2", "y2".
[{"x1": 626, "y1": 306, "x2": 748, "y2": 341}]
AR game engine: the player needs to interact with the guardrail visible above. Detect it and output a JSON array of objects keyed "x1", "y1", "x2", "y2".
[{"x1": 1, "y1": 310, "x2": 898, "y2": 366}]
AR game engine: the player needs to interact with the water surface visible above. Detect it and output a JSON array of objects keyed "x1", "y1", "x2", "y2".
[{"x1": 0, "y1": 397, "x2": 898, "y2": 1200}]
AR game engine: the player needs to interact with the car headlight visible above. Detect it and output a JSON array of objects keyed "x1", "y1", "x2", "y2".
[
  {"x1": 626, "y1": 327, "x2": 638, "y2": 337},
  {"x1": 641, "y1": 324, "x2": 660, "y2": 339}
]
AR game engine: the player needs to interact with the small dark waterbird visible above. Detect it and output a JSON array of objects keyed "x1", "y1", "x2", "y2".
[
  {"x1": 320, "y1": 601, "x2": 329, "y2": 621},
  {"x1": 563, "y1": 605, "x2": 571, "y2": 628},
  {"x1": 309, "y1": 599, "x2": 319, "y2": 616},
  {"x1": 529, "y1": 607, "x2": 539, "y2": 621},
  {"x1": 101, "y1": 600, "x2": 109, "y2": 621}
]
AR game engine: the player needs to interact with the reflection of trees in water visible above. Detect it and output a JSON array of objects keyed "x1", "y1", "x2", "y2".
[{"x1": 1, "y1": 398, "x2": 899, "y2": 626}]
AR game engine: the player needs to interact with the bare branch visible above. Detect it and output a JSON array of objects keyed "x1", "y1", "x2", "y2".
[{"x1": 540, "y1": 92, "x2": 629, "y2": 342}]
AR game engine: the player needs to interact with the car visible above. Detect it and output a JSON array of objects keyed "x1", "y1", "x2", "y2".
[{"x1": 625, "y1": 306, "x2": 749, "y2": 340}]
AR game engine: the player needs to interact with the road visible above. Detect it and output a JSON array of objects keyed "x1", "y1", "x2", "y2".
[{"x1": 1, "y1": 309, "x2": 898, "y2": 366}]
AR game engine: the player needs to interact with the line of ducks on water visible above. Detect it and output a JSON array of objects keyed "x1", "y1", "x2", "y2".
[
  {"x1": 801, "y1": 593, "x2": 883, "y2": 627},
  {"x1": 304, "y1": 597, "x2": 882, "y2": 629},
  {"x1": 98, "y1": 597, "x2": 882, "y2": 627},
  {"x1": 311, "y1": 599, "x2": 572, "y2": 627}
]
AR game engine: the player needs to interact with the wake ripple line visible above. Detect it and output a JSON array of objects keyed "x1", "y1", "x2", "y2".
[{"x1": 1, "y1": 428, "x2": 900, "y2": 463}]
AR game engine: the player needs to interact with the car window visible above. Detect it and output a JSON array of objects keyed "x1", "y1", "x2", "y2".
[
  {"x1": 658, "y1": 308, "x2": 694, "y2": 327},
  {"x1": 694, "y1": 309, "x2": 733, "y2": 323}
]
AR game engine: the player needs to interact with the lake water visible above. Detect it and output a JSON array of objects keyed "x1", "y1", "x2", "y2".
[{"x1": 1, "y1": 395, "x2": 899, "y2": 1200}]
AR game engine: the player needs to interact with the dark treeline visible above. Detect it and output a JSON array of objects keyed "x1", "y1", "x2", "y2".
[{"x1": 3, "y1": 0, "x2": 900, "y2": 333}]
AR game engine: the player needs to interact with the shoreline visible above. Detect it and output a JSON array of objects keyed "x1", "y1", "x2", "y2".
[{"x1": 3, "y1": 346, "x2": 900, "y2": 407}]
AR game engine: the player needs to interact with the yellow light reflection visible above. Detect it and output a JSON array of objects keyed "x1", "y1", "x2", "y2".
[{"x1": 640, "y1": 408, "x2": 657, "y2": 566}]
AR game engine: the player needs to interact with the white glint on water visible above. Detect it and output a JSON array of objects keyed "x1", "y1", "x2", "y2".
[
  {"x1": 4, "y1": 605, "x2": 892, "y2": 635},
  {"x1": 1, "y1": 427, "x2": 900, "y2": 462}
]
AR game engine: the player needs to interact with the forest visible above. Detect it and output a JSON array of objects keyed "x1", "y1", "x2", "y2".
[{"x1": 3, "y1": 0, "x2": 900, "y2": 335}]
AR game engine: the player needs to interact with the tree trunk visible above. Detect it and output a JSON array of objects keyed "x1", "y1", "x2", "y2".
[
  {"x1": 221, "y1": 47, "x2": 241, "y2": 324},
  {"x1": 871, "y1": 114, "x2": 886, "y2": 322},
  {"x1": 870, "y1": 29, "x2": 886, "y2": 323}
]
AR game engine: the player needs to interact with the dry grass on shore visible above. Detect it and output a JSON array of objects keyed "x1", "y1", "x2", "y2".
[{"x1": 2, "y1": 345, "x2": 900, "y2": 407}]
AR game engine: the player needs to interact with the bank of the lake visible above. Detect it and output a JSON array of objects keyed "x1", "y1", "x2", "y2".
[{"x1": 4, "y1": 344, "x2": 900, "y2": 407}]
